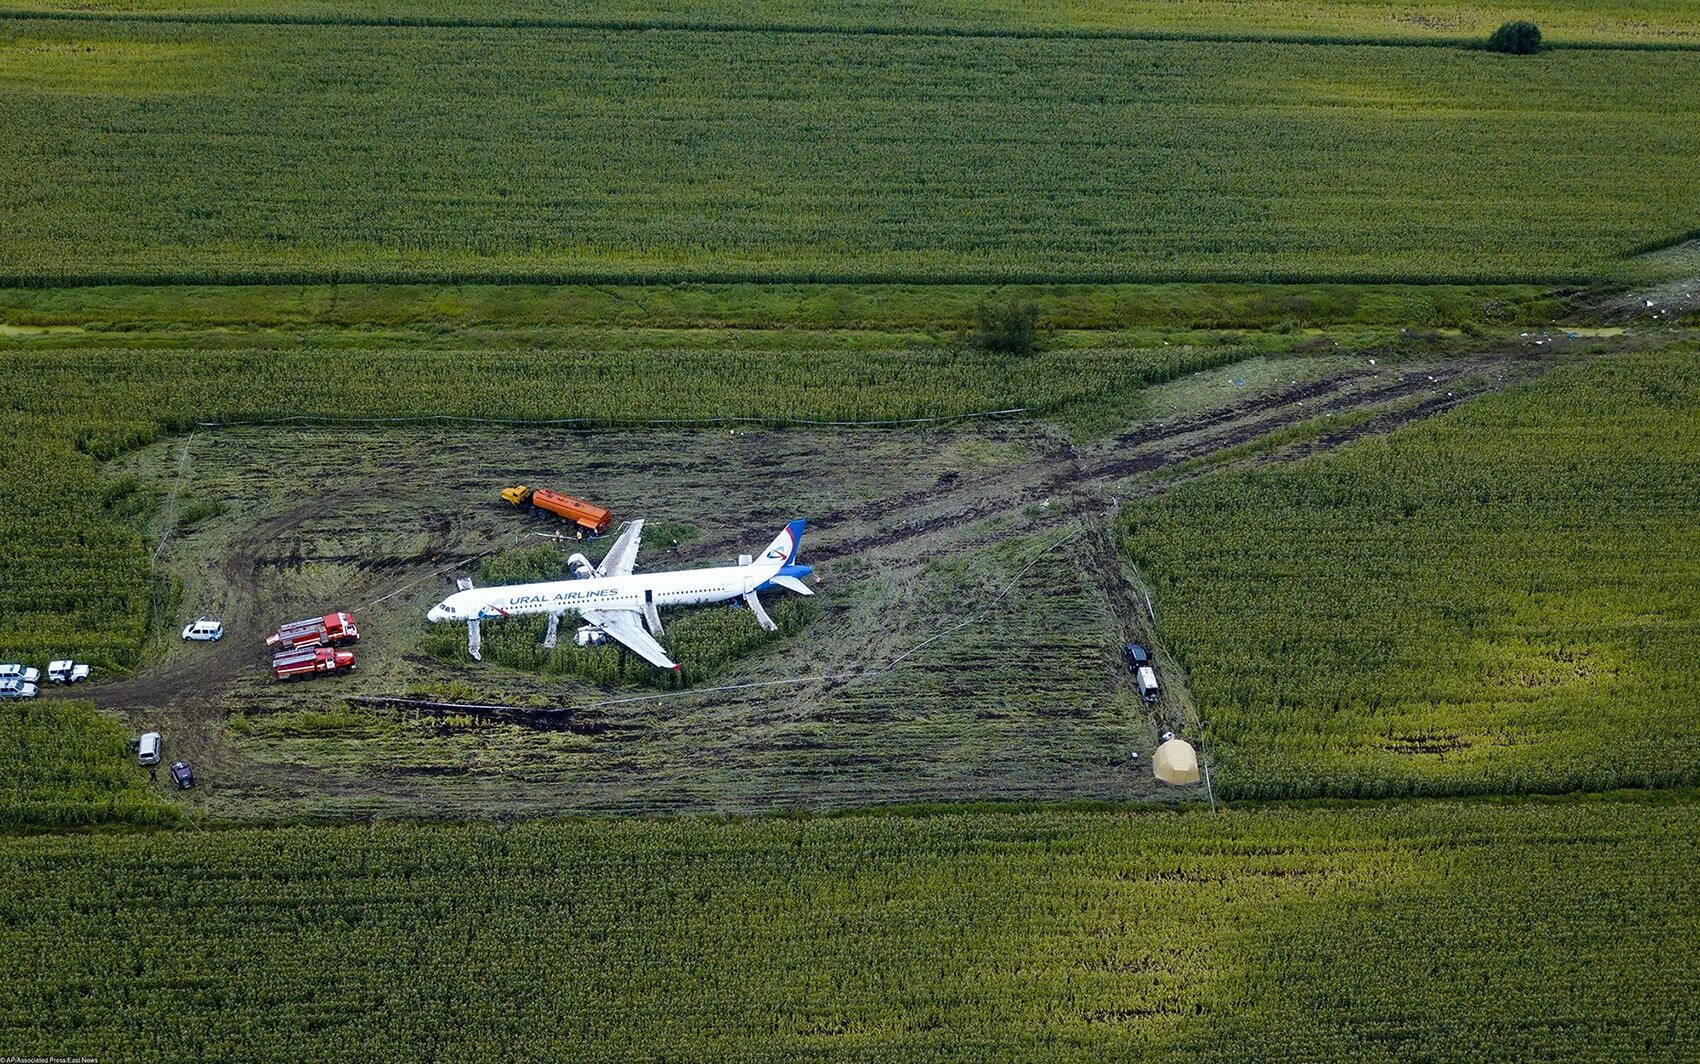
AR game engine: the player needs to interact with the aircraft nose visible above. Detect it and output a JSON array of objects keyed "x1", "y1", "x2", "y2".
[{"x1": 427, "y1": 604, "x2": 446, "y2": 623}]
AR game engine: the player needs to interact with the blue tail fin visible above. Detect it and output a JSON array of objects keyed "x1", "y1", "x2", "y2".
[{"x1": 756, "y1": 520, "x2": 806, "y2": 569}]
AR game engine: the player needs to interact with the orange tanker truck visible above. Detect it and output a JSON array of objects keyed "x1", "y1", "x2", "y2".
[{"x1": 500, "y1": 486, "x2": 613, "y2": 538}]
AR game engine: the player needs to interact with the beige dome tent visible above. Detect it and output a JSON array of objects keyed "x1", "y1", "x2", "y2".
[{"x1": 1153, "y1": 738, "x2": 1200, "y2": 785}]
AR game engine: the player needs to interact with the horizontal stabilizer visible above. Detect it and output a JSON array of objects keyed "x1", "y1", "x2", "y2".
[{"x1": 767, "y1": 574, "x2": 814, "y2": 596}]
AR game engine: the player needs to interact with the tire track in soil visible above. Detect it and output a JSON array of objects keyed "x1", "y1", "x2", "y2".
[{"x1": 811, "y1": 355, "x2": 1533, "y2": 565}]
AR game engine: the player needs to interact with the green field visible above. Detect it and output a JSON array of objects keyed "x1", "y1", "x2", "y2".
[
  {"x1": 0, "y1": 701, "x2": 176, "y2": 828},
  {"x1": 4, "y1": 0, "x2": 1699, "y2": 1053},
  {"x1": 1124, "y1": 344, "x2": 1700, "y2": 799},
  {"x1": 3, "y1": 18, "x2": 1698, "y2": 284},
  {"x1": 10, "y1": 0, "x2": 1700, "y2": 44},
  {"x1": 0, "y1": 793, "x2": 1693, "y2": 1060}
]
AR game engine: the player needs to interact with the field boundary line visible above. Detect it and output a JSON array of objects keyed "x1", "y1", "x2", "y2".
[
  {"x1": 0, "y1": 268, "x2": 1613, "y2": 290},
  {"x1": 3, "y1": 8, "x2": 1697, "y2": 53},
  {"x1": 190, "y1": 408, "x2": 1033, "y2": 430}
]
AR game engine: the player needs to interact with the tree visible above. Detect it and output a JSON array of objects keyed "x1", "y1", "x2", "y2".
[{"x1": 1486, "y1": 20, "x2": 1542, "y2": 54}]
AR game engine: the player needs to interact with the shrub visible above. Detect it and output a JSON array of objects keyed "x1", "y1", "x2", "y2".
[
  {"x1": 971, "y1": 299, "x2": 1040, "y2": 354},
  {"x1": 1486, "y1": 21, "x2": 1542, "y2": 54}
]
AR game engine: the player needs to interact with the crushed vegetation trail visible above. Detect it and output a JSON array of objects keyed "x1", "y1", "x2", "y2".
[
  {"x1": 803, "y1": 346, "x2": 1558, "y2": 571},
  {"x1": 86, "y1": 343, "x2": 1582, "y2": 819}
]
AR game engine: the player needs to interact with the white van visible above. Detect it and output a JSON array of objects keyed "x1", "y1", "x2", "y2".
[
  {"x1": 1137, "y1": 666, "x2": 1161, "y2": 704},
  {"x1": 137, "y1": 732, "x2": 163, "y2": 766},
  {"x1": 181, "y1": 618, "x2": 224, "y2": 642}
]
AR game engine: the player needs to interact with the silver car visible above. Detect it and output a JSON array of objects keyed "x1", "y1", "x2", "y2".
[{"x1": 0, "y1": 679, "x2": 38, "y2": 700}]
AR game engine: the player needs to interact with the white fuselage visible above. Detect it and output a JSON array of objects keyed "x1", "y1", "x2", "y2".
[{"x1": 427, "y1": 566, "x2": 756, "y2": 623}]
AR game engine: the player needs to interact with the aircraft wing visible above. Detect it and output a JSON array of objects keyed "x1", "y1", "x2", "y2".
[
  {"x1": 596, "y1": 519, "x2": 644, "y2": 579},
  {"x1": 580, "y1": 606, "x2": 677, "y2": 670}
]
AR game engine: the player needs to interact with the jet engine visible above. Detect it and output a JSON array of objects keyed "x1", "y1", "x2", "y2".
[
  {"x1": 575, "y1": 624, "x2": 608, "y2": 647},
  {"x1": 567, "y1": 553, "x2": 596, "y2": 579}
]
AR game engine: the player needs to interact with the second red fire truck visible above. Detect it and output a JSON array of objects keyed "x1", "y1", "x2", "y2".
[{"x1": 271, "y1": 647, "x2": 355, "y2": 681}]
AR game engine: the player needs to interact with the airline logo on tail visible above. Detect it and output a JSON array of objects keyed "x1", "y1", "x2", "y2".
[{"x1": 760, "y1": 520, "x2": 806, "y2": 566}]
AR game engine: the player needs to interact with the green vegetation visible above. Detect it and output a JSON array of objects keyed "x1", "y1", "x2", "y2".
[
  {"x1": 1, "y1": 0, "x2": 1695, "y2": 1051},
  {"x1": 0, "y1": 281, "x2": 1567, "y2": 332},
  {"x1": 8, "y1": 0, "x2": 1699, "y2": 45},
  {"x1": 0, "y1": 701, "x2": 177, "y2": 828},
  {"x1": 0, "y1": 793, "x2": 1692, "y2": 1059},
  {"x1": 1124, "y1": 345, "x2": 1700, "y2": 799},
  {"x1": 970, "y1": 298, "x2": 1041, "y2": 355},
  {"x1": 1487, "y1": 19, "x2": 1543, "y2": 53},
  {"x1": 3, "y1": 20, "x2": 1698, "y2": 285}
]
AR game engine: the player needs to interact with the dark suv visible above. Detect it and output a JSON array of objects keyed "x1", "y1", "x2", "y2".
[
  {"x1": 1122, "y1": 643, "x2": 1151, "y2": 670},
  {"x1": 170, "y1": 761, "x2": 195, "y2": 789}
]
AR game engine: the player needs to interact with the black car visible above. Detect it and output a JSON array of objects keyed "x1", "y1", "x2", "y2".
[
  {"x1": 1123, "y1": 643, "x2": 1151, "y2": 670},
  {"x1": 170, "y1": 760, "x2": 195, "y2": 790}
]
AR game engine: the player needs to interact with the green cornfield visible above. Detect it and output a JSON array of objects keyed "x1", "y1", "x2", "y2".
[
  {"x1": 0, "y1": 701, "x2": 177, "y2": 829},
  {"x1": 1123, "y1": 345, "x2": 1700, "y2": 799},
  {"x1": 0, "y1": 793, "x2": 1693, "y2": 1060},
  {"x1": 3, "y1": 18, "x2": 1698, "y2": 284},
  {"x1": 9, "y1": 0, "x2": 1700, "y2": 44}
]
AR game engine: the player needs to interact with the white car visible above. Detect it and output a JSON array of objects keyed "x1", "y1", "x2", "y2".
[
  {"x1": 47, "y1": 660, "x2": 91, "y2": 683},
  {"x1": 181, "y1": 618, "x2": 224, "y2": 642},
  {"x1": 0, "y1": 663, "x2": 40, "y2": 684},
  {"x1": 137, "y1": 732, "x2": 162, "y2": 766},
  {"x1": 0, "y1": 679, "x2": 37, "y2": 700}
]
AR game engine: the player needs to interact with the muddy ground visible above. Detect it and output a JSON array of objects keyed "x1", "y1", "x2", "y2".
[{"x1": 84, "y1": 345, "x2": 1569, "y2": 820}]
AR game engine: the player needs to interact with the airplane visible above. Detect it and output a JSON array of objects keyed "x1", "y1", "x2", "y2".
[{"x1": 426, "y1": 519, "x2": 813, "y2": 671}]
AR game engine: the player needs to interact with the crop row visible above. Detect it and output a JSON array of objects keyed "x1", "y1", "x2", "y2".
[
  {"x1": 3, "y1": 20, "x2": 1698, "y2": 285},
  {"x1": 0, "y1": 794, "x2": 1692, "y2": 1060},
  {"x1": 1121, "y1": 345, "x2": 1700, "y2": 799}
]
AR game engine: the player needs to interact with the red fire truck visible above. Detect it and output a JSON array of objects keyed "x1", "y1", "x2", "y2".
[
  {"x1": 267, "y1": 612, "x2": 360, "y2": 650},
  {"x1": 271, "y1": 647, "x2": 355, "y2": 681}
]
